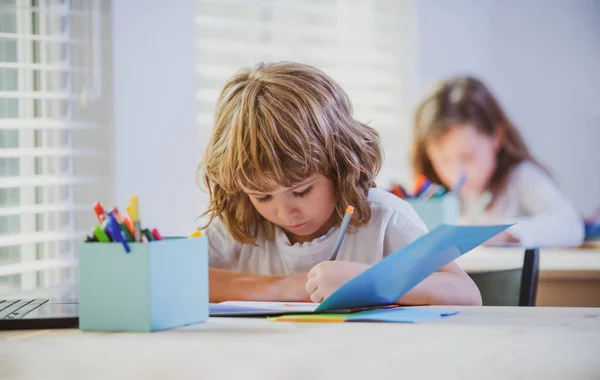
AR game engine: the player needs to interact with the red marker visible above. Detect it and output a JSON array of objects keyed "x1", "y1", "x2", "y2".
[
  {"x1": 93, "y1": 202, "x2": 109, "y2": 223},
  {"x1": 151, "y1": 228, "x2": 163, "y2": 241}
]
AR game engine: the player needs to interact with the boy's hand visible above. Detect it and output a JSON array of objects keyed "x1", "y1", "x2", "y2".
[
  {"x1": 273, "y1": 272, "x2": 312, "y2": 302},
  {"x1": 305, "y1": 261, "x2": 369, "y2": 303}
]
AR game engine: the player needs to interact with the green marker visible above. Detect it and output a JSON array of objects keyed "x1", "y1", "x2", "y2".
[
  {"x1": 142, "y1": 228, "x2": 155, "y2": 242},
  {"x1": 93, "y1": 225, "x2": 110, "y2": 243}
]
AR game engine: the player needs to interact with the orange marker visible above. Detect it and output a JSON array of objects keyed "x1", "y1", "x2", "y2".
[
  {"x1": 413, "y1": 174, "x2": 427, "y2": 196},
  {"x1": 391, "y1": 184, "x2": 406, "y2": 198},
  {"x1": 123, "y1": 217, "x2": 135, "y2": 237}
]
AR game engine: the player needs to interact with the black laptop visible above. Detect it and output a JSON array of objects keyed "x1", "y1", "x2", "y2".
[{"x1": 0, "y1": 298, "x2": 78, "y2": 330}]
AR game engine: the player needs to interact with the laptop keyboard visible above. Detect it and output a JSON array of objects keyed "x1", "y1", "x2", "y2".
[{"x1": 0, "y1": 299, "x2": 48, "y2": 319}]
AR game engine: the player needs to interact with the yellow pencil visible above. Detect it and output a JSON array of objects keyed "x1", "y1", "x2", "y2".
[
  {"x1": 127, "y1": 195, "x2": 141, "y2": 242},
  {"x1": 329, "y1": 205, "x2": 354, "y2": 260}
]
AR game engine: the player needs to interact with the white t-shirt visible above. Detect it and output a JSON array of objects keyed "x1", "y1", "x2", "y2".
[
  {"x1": 206, "y1": 188, "x2": 428, "y2": 276},
  {"x1": 460, "y1": 161, "x2": 584, "y2": 248}
]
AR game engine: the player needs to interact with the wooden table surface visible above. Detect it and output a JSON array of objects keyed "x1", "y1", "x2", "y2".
[{"x1": 2, "y1": 306, "x2": 599, "y2": 380}]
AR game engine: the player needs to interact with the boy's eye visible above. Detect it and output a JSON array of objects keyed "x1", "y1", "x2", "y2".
[
  {"x1": 255, "y1": 195, "x2": 272, "y2": 203},
  {"x1": 293, "y1": 185, "x2": 313, "y2": 198}
]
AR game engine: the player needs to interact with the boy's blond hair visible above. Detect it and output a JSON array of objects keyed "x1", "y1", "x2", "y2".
[{"x1": 200, "y1": 62, "x2": 382, "y2": 244}]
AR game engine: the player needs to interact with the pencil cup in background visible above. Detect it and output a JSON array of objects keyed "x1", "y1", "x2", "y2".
[{"x1": 407, "y1": 193, "x2": 461, "y2": 230}]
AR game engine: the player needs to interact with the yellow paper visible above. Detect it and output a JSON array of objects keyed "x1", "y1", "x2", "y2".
[{"x1": 268, "y1": 314, "x2": 346, "y2": 323}]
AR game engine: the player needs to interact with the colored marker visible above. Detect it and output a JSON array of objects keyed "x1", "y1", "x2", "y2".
[
  {"x1": 420, "y1": 183, "x2": 439, "y2": 201},
  {"x1": 127, "y1": 195, "x2": 142, "y2": 242},
  {"x1": 452, "y1": 172, "x2": 467, "y2": 193},
  {"x1": 151, "y1": 228, "x2": 163, "y2": 241},
  {"x1": 189, "y1": 230, "x2": 203, "y2": 238},
  {"x1": 93, "y1": 202, "x2": 109, "y2": 223},
  {"x1": 93, "y1": 225, "x2": 110, "y2": 243},
  {"x1": 100, "y1": 219, "x2": 114, "y2": 241},
  {"x1": 123, "y1": 217, "x2": 135, "y2": 237},
  {"x1": 434, "y1": 186, "x2": 447, "y2": 198},
  {"x1": 413, "y1": 174, "x2": 427, "y2": 196},
  {"x1": 142, "y1": 228, "x2": 155, "y2": 242},
  {"x1": 112, "y1": 207, "x2": 135, "y2": 242},
  {"x1": 329, "y1": 205, "x2": 354, "y2": 261},
  {"x1": 390, "y1": 184, "x2": 406, "y2": 199},
  {"x1": 107, "y1": 213, "x2": 130, "y2": 253},
  {"x1": 416, "y1": 179, "x2": 432, "y2": 198}
]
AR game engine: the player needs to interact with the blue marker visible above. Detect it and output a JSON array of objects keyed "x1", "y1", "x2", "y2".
[
  {"x1": 435, "y1": 186, "x2": 447, "y2": 198},
  {"x1": 452, "y1": 172, "x2": 467, "y2": 194},
  {"x1": 107, "y1": 212, "x2": 131, "y2": 253},
  {"x1": 416, "y1": 179, "x2": 432, "y2": 198}
]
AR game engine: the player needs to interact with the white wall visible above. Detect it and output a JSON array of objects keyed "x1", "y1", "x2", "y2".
[
  {"x1": 111, "y1": 0, "x2": 600, "y2": 236},
  {"x1": 415, "y1": 0, "x2": 600, "y2": 214},
  {"x1": 111, "y1": 0, "x2": 202, "y2": 236},
  {"x1": 111, "y1": 0, "x2": 416, "y2": 234}
]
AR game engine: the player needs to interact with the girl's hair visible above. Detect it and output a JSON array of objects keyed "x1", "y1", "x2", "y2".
[
  {"x1": 200, "y1": 62, "x2": 383, "y2": 244},
  {"x1": 412, "y1": 76, "x2": 539, "y2": 205}
]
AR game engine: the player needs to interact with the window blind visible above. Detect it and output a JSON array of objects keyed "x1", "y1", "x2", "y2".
[
  {"x1": 0, "y1": 0, "x2": 108, "y2": 296},
  {"x1": 195, "y1": 0, "x2": 417, "y2": 188}
]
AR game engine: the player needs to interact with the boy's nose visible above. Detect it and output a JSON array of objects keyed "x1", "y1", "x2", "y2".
[{"x1": 276, "y1": 201, "x2": 299, "y2": 222}]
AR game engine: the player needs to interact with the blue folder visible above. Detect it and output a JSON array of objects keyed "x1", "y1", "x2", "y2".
[
  {"x1": 316, "y1": 224, "x2": 511, "y2": 312},
  {"x1": 211, "y1": 224, "x2": 511, "y2": 317}
]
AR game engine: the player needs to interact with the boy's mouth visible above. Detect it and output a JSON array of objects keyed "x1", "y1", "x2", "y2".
[{"x1": 288, "y1": 222, "x2": 307, "y2": 229}]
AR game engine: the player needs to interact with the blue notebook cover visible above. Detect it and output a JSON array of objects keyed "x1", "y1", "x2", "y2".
[{"x1": 316, "y1": 223, "x2": 511, "y2": 312}]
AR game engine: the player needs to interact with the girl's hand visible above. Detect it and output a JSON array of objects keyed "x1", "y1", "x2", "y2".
[
  {"x1": 305, "y1": 261, "x2": 370, "y2": 303},
  {"x1": 483, "y1": 231, "x2": 519, "y2": 246}
]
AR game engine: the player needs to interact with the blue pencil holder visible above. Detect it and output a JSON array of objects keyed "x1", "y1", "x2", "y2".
[
  {"x1": 407, "y1": 194, "x2": 461, "y2": 230},
  {"x1": 78, "y1": 236, "x2": 209, "y2": 332}
]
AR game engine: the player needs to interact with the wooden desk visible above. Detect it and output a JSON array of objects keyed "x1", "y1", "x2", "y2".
[
  {"x1": 457, "y1": 247, "x2": 600, "y2": 307},
  {"x1": 1, "y1": 307, "x2": 599, "y2": 379}
]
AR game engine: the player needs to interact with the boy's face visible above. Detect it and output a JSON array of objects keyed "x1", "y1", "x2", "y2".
[
  {"x1": 242, "y1": 174, "x2": 337, "y2": 244},
  {"x1": 426, "y1": 123, "x2": 501, "y2": 196}
]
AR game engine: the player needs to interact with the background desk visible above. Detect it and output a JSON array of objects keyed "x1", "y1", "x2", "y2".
[
  {"x1": 457, "y1": 247, "x2": 600, "y2": 307},
  {"x1": 1, "y1": 307, "x2": 599, "y2": 380}
]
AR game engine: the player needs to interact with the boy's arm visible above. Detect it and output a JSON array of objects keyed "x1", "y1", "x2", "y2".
[
  {"x1": 397, "y1": 262, "x2": 482, "y2": 306},
  {"x1": 209, "y1": 268, "x2": 310, "y2": 303},
  {"x1": 306, "y1": 260, "x2": 481, "y2": 306}
]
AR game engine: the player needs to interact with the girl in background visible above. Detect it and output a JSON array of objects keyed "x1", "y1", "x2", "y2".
[{"x1": 412, "y1": 76, "x2": 584, "y2": 248}]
